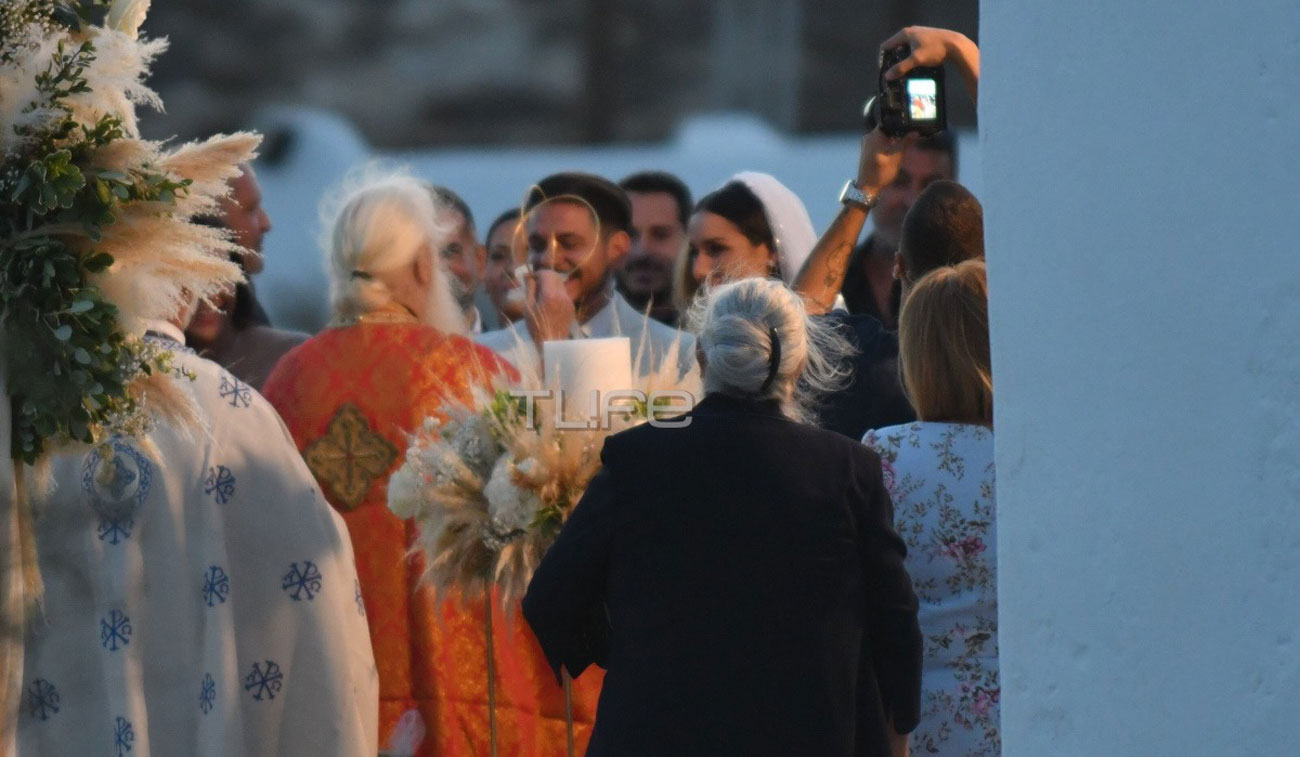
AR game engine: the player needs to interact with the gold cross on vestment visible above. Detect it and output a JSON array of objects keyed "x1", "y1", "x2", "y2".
[{"x1": 303, "y1": 403, "x2": 398, "y2": 510}]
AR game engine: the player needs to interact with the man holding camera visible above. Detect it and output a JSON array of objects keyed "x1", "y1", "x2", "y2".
[
  {"x1": 793, "y1": 26, "x2": 979, "y2": 442},
  {"x1": 793, "y1": 27, "x2": 984, "y2": 757},
  {"x1": 797, "y1": 25, "x2": 979, "y2": 317},
  {"x1": 798, "y1": 27, "x2": 979, "y2": 328}
]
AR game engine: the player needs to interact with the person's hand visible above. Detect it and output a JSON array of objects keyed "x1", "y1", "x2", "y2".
[
  {"x1": 881, "y1": 26, "x2": 962, "y2": 79},
  {"x1": 524, "y1": 268, "x2": 575, "y2": 344},
  {"x1": 880, "y1": 26, "x2": 980, "y2": 104},
  {"x1": 856, "y1": 128, "x2": 915, "y2": 196}
]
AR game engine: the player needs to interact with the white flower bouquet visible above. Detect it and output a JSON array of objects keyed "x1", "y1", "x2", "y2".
[{"x1": 389, "y1": 335, "x2": 697, "y2": 603}]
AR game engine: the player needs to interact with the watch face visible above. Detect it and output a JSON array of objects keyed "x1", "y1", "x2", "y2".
[{"x1": 840, "y1": 181, "x2": 872, "y2": 208}]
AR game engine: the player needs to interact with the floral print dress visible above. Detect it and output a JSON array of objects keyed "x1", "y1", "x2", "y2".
[{"x1": 864, "y1": 422, "x2": 999, "y2": 756}]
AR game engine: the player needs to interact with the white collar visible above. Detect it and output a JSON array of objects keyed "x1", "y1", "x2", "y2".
[
  {"x1": 143, "y1": 319, "x2": 187, "y2": 345},
  {"x1": 468, "y1": 306, "x2": 483, "y2": 335},
  {"x1": 577, "y1": 290, "x2": 622, "y2": 339}
]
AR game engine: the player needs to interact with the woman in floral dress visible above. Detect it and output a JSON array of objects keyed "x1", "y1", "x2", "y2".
[{"x1": 863, "y1": 260, "x2": 999, "y2": 755}]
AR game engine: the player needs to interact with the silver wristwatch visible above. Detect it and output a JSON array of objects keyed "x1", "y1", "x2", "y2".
[{"x1": 838, "y1": 179, "x2": 877, "y2": 210}]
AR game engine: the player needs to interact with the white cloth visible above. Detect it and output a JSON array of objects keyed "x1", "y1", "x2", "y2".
[
  {"x1": 13, "y1": 325, "x2": 378, "y2": 756},
  {"x1": 468, "y1": 306, "x2": 483, "y2": 335},
  {"x1": 730, "y1": 171, "x2": 818, "y2": 287},
  {"x1": 475, "y1": 291, "x2": 699, "y2": 389},
  {"x1": 863, "y1": 422, "x2": 1000, "y2": 756}
]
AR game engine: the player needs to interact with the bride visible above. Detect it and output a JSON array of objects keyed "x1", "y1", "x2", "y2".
[{"x1": 681, "y1": 168, "x2": 915, "y2": 438}]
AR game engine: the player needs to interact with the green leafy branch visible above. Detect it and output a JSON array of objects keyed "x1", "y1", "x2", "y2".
[
  {"x1": 31, "y1": 38, "x2": 94, "y2": 108},
  {"x1": 1, "y1": 13, "x2": 193, "y2": 463}
]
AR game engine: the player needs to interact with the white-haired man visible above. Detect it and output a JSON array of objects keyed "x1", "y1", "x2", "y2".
[{"x1": 261, "y1": 174, "x2": 517, "y2": 754}]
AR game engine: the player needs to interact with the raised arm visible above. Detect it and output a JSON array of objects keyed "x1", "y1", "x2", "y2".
[
  {"x1": 792, "y1": 129, "x2": 908, "y2": 314},
  {"x1": 794, "y1": 26, "x2": 981, "y2": 315}
]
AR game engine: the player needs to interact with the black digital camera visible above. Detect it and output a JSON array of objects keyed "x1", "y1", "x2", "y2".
[{"x1": 863, "y1": 44, "x2": 946, "y2": 137}]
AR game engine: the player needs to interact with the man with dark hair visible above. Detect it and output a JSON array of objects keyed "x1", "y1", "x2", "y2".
[
  {"x1": 427, "y1": 183, "x2": 487, "y2": 333},
  {"x1": 792, "y1": 25, "x2": 980, "y2": 442},
  {"x1": 185, "y1": 164, "x2": 307, "y2": 390},
  {"x1": 840, "y1": 132, "x2": 956, "y2": 329},
  {"x1": 616, "y1": 171, "x2": 692, "y2": 326},
  {"x1": 895, "y1": 179, "x2": 984, "y2": 295},
  {"x1": 476, "y1": 172, "x2": 696, "y2": 382}
]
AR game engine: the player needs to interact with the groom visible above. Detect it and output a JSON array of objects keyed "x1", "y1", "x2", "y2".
[{"x1": 476, "y1": 172, "x2": 698, "y2": 386}]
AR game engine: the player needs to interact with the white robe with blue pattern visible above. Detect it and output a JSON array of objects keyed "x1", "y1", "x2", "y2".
[{"x1": 8, "y1": 324, "x2": 378, "y2": 756}]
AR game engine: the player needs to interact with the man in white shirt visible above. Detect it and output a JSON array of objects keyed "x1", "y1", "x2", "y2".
[{"x1": 476, "y1": 173, "x2": 697, "y2": 385}]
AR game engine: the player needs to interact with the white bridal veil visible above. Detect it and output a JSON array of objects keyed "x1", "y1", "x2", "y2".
[{"x1": 730, "y1": 171, "x2": 818, "y2": 287}]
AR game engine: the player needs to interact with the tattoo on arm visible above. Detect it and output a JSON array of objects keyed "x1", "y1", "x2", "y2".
[
  {"x1": 818, "y1": 240, "x2": 854, "y2": 310},
  {"x1": 795, "y1": 204, "x2": 868, "y2": 312}
]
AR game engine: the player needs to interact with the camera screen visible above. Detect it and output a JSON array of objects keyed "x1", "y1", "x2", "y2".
[{"x1": 907, "y1": 78, "x2": 939, "y2": 121}]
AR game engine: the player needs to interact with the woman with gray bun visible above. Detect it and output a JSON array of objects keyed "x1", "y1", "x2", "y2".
[{"x1": 524, "y1": 276, "x2": 922, "y2": 757}]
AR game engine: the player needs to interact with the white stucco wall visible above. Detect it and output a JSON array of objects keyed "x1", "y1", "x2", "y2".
[
  {"x1": 983, "y1": 1, "x2": 1300, "y2": 753},
  {"x1": 250, "y1": 109, "x2": 980, "y2": 331}
]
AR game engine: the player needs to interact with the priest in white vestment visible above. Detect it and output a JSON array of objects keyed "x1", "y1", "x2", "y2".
[
  {"x1": 7, "y1": 319, "x2": 378, "y2": 756},
  {"x1": 0, "y1": 4, "x2": 377, "y2": 752}
]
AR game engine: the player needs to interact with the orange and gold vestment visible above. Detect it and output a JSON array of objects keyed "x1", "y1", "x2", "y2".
[{"x1": 263, "y1": 321, "x2": 603, "y2": 756}]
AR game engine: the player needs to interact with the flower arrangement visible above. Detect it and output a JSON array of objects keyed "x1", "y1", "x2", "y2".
[
  {"x1": 390, "y1": 335, "x2": 699, "y2": 604},
  {"x1": 1, "y1": 0, "x2": 258, "y2": 465},
  {"x1": 0, "y1": 0, "x2": 261, "y2": 671}
]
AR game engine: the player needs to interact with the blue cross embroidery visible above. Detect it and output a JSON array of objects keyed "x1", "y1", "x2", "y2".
[
  {"x1": 25, "y1": 679, "x2": 59, "y2": 721},
  {"x1": 219, "y1": 375, "x2": 252, "y2": 408},
  {"x1": 243, "y1": 660, "x2": 284, "y2": 701},
  {"x1": 97, "y1": 517, "x2": 134, "y2": 545},
  {"x1": 204, "y1": 465, "x2": 236, "y2": 504},
  {"x1": 114, "y1": 716, "x2": 134, "y2": 755},
  {"x1": 142, "y1": 332, "x2": 196, "y2": 356},
  {"x1": 100, "y1": 610, "x2": 132, "y2": 652},
  {"x1": 202, "y1": 565, "x2": 230, "y2": 607},
  {"x1": 354, "y1": 578, "x2": 365, "y2": 616},
  {"x1": 199, "y1": 674, "x2": 216, "y2": 714},
  {"x1": 282, "y1": 561, "x2": 322, "y2": 601}
]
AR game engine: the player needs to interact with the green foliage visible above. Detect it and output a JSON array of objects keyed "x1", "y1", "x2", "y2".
[
  {"x1": 529, "y1": 504, "x2": 565, "y2": 538},
  {"x1": 487, "y1": 387, "x2": 539, "y2": 435},
  {"x1": 1, "y1": 15, "x2": 193, "y2": 463},
  {"x1": 34, "y1": 38, "x2": 95, "y2": 105}
]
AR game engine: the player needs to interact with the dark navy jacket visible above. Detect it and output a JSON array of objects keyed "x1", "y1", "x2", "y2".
[{"x1": 523, "y1": 393, "x2": 923, "y2": 757}]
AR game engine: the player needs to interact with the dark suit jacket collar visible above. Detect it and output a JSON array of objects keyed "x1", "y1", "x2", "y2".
[{"x1": 690, "y1": 392, "x2": 786, "y2": 420}]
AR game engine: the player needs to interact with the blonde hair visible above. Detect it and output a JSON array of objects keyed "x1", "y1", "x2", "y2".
[
  {"x1": 686, "y1": 277, "x2": 853, "y2": 424},
  {"x1": 322, "y1": 170, "x2": 464, "y2": 332},
  {"x1": 898, "y1": 259, "x2": 993, "y2": 425}
]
